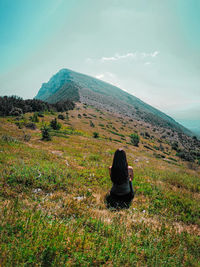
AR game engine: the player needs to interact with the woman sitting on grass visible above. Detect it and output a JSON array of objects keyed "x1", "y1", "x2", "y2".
[{"x1": 106, "y1": 148, "x2": 134, "y2": 209}]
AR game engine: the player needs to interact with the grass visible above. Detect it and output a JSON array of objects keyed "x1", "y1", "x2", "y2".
[
  {"x1": 0, "y1": 103, "x2": 200, "y2": 266},
  {"x1": 1, "y1": 200, "x2": 199, "y2": 266}
]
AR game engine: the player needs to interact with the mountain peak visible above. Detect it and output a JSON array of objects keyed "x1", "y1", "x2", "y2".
[{"x1": 35, "y1": 68, "x2": 192, "y2": 136}]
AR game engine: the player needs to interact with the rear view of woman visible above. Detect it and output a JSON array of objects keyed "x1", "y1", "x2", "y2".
[{"x1": 106, "y1": 149, "x2": 134, "y2": 209}]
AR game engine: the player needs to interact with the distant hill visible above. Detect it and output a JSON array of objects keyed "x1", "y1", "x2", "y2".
[
  {"x1": 177, "y1": 119, "x2": 200, "y2": 137},
  {"x1": 35, "y1": 68, "x2": 192, "y2": 136}
]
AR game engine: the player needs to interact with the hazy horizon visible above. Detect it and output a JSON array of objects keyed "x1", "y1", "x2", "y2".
[{"x1": 0, "y1": 0, "x2": 199, "y2": 135}]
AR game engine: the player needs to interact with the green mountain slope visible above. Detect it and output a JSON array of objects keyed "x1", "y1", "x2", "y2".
[{"x1": 35, "y1": 68, "x2": 192, "y2": 135}]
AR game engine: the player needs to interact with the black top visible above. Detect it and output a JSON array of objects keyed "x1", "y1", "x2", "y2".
[{"x1": 111, "y1": 179, "x2": 130, "y2": 196}]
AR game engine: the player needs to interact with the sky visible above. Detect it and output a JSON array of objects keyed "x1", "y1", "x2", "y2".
[{"x1": 0, "y1": 0, "x2": 200, "y2": 134}]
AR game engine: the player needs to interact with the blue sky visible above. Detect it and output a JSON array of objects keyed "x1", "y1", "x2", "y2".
[{"x1": 0, "y1": 0, "x2": 200, "y2": 133}]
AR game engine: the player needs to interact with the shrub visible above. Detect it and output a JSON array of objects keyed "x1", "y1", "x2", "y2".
[
  {"x1": 15, "y1": 121, "x2": 24, "y2": 129},
  {"x1": 193, "y1": 136, "x2": 197, "y2": 141},
  {"x1": 159, "y1": 144, "x2": 164, "y2": 152},
  {"x1": 25, "y1": 123, "x2": 36, "y2": 130},
  {"x1": 171, "y1": 141, "x2": 179, "y2": 151},
  {"x1": 0, "y1": 96, "x2": 74, "y2": 116},
  {"x1": 130, "y1": 133, "x2": 139, "y2": 146},
  {"x1": 23, "y1": 134, "x2": 31, "y2": 142},
  {"x1": 31, "y1": 112, "x2": 39, "y2": 123},
  {"x1": 50, "y1": 118, "x2": 61, "y2": 130},
  {"x1": 90, "y1": 121, "x2": 95, "y2": 127},
  {"x1": 9, "y1": 107, "x2": 23, "y2": 116},
  {"x1": 168, "y1": 157, "x2": 177, "y2": 162},
  {"x1": 144, "y1": 145, "x2": 153, "y2": 151},
  {"x1": 58, "y1": 114, "x2": 65, "y2": 120},
  {"x1": 176, "y1": 150, "x2": 194, "y2": 162},
  {"x1": 145, "y1": 132, "x2": 150, "y2": 138},
  {"x1": 38, "y1": 112, "x2": 44, "y2": 117},
  {"x1": 153, "y1": 153, "x2": 165, "y2": 159},
  {"x1": 41, "y1": 125, "x2": 51, "y2": 141},
  {"x1": 93, "y1": 132, "x2": 99, "y2": 138},
  {"x1": 1, "y1": 134, "x2": 19, "y2": 143}
]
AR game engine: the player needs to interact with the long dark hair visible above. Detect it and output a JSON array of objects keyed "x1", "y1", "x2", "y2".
[{"x1": 111, "y1": 149, "x2": 128, "y2": 185}]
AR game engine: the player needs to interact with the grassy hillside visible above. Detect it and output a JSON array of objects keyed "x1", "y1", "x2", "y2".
[{"x1": 0, "y1": 103, "x2": 200, "y2": 266}]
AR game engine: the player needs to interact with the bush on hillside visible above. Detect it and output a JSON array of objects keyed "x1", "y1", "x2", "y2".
[
  {"x1": 50, "y1": 118, "x2": 61, "y2": 130},
  {"x1": 90, "y1": 121, "x2": 95, "y2": 127},
  {"x1": 159, "y1": 144, "x2": 164, "y2": 152},
  {"x1": 171, "y1": 141, "x2": 179, "y2": 151},
  {"x1": 15, "y1": 121, "x2": 24, "y2": 129},
  {"x1": 23, "y1": 134, "x2": 31, "y2": 142},
  {"x1": 176, "y1": 150, "x2": 194, "y2": 162},
  {"x1": 1, "y1": 134, "x2": 19, "y2": 143},
  {"x1": 25, "y1": 123, "x2": 36, "y2": 130},
  {"x1": 38, "y1": 112, "x2": 44, "y2": 117},
  {"x1": 130, "y1": 133, "x2": 140, "y2": 146},
  {"x1": 53, "y1": 100, "x2": 75, "y2": 112},
  {"x1": 145, "y1": 131, "x2": 150, "y2": 138},
  {"x1": 0, "y1": 96, "x2": 75, "y2": 116},
  {"x1": 9, "y1": 107, "x2": 23, "y2": 116},
  {"x1": 93, "y1": 132, "x2": 99, "y2": 138},
  {"x1": 41, "y1": 125, "x2": 51, "y2": 141},
  {"x1": 58, "y1": 114, "x2": 65, "y2": 120},
  {"x1": 30, "y1": 112, "x2": 39, "y2": 123}
]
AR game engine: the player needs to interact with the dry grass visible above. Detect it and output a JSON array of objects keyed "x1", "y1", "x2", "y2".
[{"x1": 0, "y1": 104, "x2": 200, "y2": 266}]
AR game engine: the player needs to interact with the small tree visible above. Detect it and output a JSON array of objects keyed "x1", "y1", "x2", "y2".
[
  {"x1": 50, "y1": 118, "x2": 61, "y2": 130},
  {"x1": 32, "y1": 112, "x2": 39, "y2": 122},
  {"x1": 93, "y1": 132, "x2": 99, "y2": 138},
  {"x1": 90, "y1": 120, "x2": 95, "y2": 127},
  {"x1": 41, "y1": 125, "x2": 51, "y2": 141},
  {"x1": 130, "y1": 133, "x2": 139, "y2": 146},
  {"x1": 66, "y1": 112, "x2": 69, "y2": 121},
  {"x1": 171, "y1": 141, "x2": 179, "y2": 151},
  {"x1": 58, "y1": 114, "x2": 65, "y2": 120},
  {"x1": 25, "y1": 122, "x2": 36, "y2": 130},
  {"x1": 159, "y1": 143, "x2": 164, "y2": 152},
  {"x1": 38, "y1": 112, "x2": 44, "y2": 117},
  {"x1": 9, "y1": 107, "x2": 23, "y2": 116},
  {"x1": 23, "y1": 134, "x2": 31, "y2": 142}
]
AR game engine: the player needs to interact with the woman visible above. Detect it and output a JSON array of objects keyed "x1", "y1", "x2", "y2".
[{"x1": 106, "y1": 149, "x2": 134, "y2": 209}]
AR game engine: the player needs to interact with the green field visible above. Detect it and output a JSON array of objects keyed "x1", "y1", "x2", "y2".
[{"x1": 0, "y1": 104, "x2": 200, "y2": 266}]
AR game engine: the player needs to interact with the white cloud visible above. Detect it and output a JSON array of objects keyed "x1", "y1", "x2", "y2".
[
  {"x1": 100, "y1": 51, "x2": 159, "y2": 62},
  {"x1": 85, "y1": 51, "x2": 160, "y2": 66},
  {"x1": 101, "y1": 52, "x2": 137, "y2": 62},
  {"x1": 95, "y1": 74, "x2": 104, "y2": 79}
]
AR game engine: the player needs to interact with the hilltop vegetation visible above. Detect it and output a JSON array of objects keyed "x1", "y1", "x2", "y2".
[
  {"x1": 0, "y1": 95, "x2": 75, "y2": 116},
  {"x1": 0, "y1": 103, "x2": 200, "y2": 266}
]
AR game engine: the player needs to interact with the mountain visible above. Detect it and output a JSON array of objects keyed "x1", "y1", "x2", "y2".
[
  {"x1": 177, "y1": 119, "x2": 200, "y2": 137},
  {"x1": 35, "y1": 68, "x2": 192, "y2": 136}
]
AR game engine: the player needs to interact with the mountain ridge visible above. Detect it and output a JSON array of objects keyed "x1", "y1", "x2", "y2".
[{"x1": 35, "y1": 68, "x2": 192, "y2": 136}]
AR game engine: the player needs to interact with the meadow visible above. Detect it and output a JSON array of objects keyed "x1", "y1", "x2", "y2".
[{"x1": 0, "y1": 103, "x2": 200, "y2": 266}]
